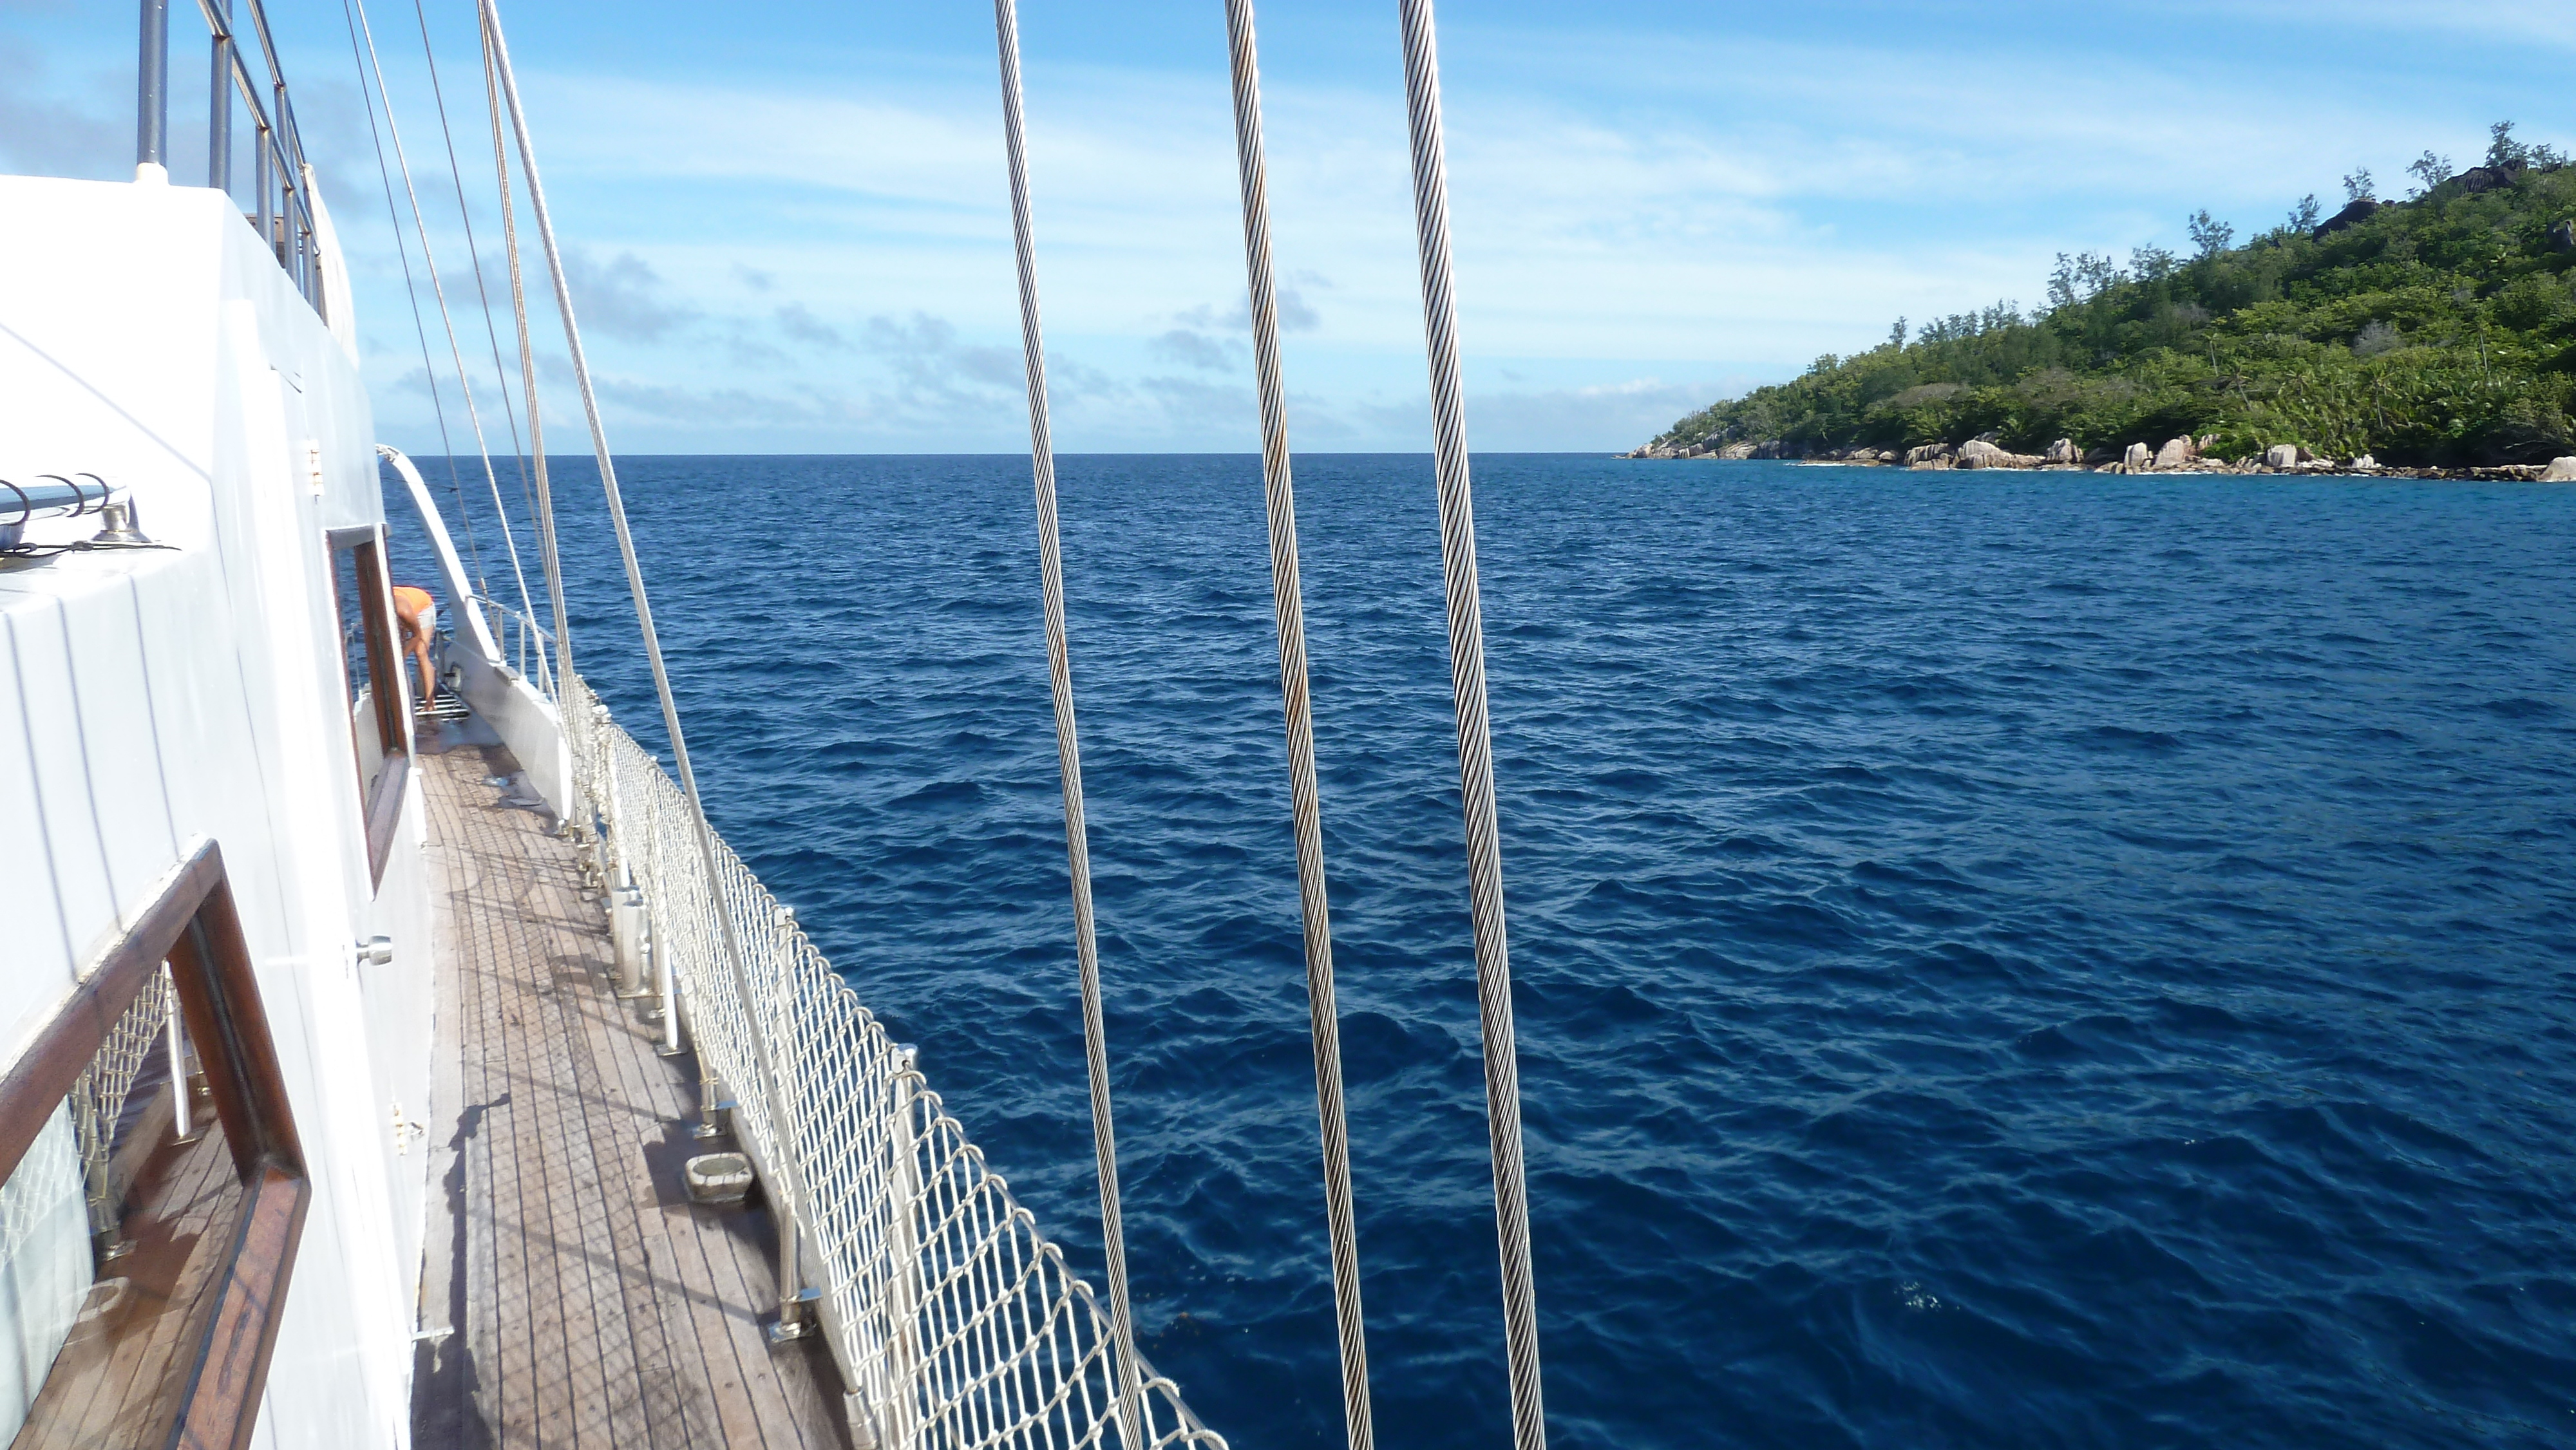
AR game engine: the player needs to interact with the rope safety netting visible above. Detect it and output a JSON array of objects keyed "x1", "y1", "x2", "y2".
[{"x1": 361, "y1": 0, "x2": 1544, "y2": 1444}]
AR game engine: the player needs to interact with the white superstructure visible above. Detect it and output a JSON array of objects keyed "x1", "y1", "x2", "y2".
[{"x1": 1, "y1": 172, "x2": 431, "y2": 1444}]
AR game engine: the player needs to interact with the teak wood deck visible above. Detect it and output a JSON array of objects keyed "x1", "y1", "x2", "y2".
[
  {"x1": 16, "y1": 1112, "x2": 242, "y2": 1449},
  {"x1": 412, "y1": 726, "x2": 850, "y2": 1449}
]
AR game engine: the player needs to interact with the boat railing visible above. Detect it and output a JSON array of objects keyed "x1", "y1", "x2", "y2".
[
  {"x1": 562, "y1": 672, "x2": 1224, "y2": 1450},
  {"x1": 464, "y1": 594, "x2": 554, "y2": 701},
  {"x1": 134, "y1": 0, "x2": 328, "y2": 315}
]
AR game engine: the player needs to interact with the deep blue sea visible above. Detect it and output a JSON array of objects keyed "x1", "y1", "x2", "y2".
[{"x1": 397, "y1": 453, "x2": 2576, "y2": 1449}]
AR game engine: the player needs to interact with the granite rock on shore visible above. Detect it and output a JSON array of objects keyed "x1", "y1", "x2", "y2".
[{"x1": 1618, "y1": 433, "x2": 2576, "y2": 481}]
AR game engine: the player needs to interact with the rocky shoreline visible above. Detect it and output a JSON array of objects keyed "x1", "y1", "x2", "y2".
[{"x1": 1618, "y1": 432, "x2": 2576, "y2": 482}]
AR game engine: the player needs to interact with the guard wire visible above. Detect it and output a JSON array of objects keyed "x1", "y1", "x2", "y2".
[
  {"x1": 1392, "y1": 1, "x2": 1549, "y2": 1445},
  {"x1": 989, "y1": 3, "x2": 1146, "y2": 1444},
  {"x1": 350, "y1": 0, "x2": 521, "y2": 618},
  {"x1": 1219, "y1": 3, "x2": 1375, "y2": 1446},
  {"x1": 478, "y1": 0, "x2": 820, "y2": 1336},
  {"x1": 339, "y1": 0, "x2": 483, "y2": 598},
  {"x1": 408, "y1": 0, "x2": 539, "y2": 628},
  {"x1": 476, "y1": 4, "x2": 572, "y2": 693}
]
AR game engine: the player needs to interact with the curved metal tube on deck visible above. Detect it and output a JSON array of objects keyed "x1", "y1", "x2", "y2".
[{"x1": 1, "y1": 475, "x2": 111, "y2": 526}]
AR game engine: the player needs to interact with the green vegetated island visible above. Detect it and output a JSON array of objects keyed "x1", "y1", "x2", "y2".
[{"x1": 1632, "y1": 124, "x2": 2576, "y2": 479}]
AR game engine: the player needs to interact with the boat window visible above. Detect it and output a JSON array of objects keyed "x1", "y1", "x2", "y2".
[
  {"x1": 327, "y1": 525, "x2": 412, "y2": 887},
  {"x1": 0, "y1": 843, "x2": 308, "y2": 1450}
]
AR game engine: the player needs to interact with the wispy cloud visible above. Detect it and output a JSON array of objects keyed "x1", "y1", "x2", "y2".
[
  {"x1": 1148, "y1": 328, "x2": 1236, "y2": 372},
  {"x1": 11, "y1": 1, "x2": 2559, "y2": 451},
  {"x1": 775, "y1": 303, "x2": 847, "y2": 350},
  {"x1": 558, "y1": 247, "x2": 698, "y2": 343}
]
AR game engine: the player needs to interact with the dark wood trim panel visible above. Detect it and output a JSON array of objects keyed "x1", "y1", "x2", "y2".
[
  {"x1": 346, "y1": 530, "x2": 409, "y2": 756},
  {"x1": 327, "y1": 525, "x2": 413, "y2": 890},
  {"x1": 364, "y1": 751, "x2": 413, "y2": 892},
  {"x1": 0, "y1": 840, "x2": 311, "y2": 1450},
  {"x1": 162, "y1": 858, "x2": 305, "y2": 1178},
  {"x1": 173, "y1": 1163, "x2": 308, "y2": 1450}
]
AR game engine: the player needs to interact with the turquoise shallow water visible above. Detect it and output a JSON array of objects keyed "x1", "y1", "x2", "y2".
[{"x1": 399, "y1": 454, "x2": 2576, "y2": 1449}]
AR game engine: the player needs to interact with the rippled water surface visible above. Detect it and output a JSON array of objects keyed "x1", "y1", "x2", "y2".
[{"x1": 402, "y1": 455, "x2": 2576, "y2": 1449}]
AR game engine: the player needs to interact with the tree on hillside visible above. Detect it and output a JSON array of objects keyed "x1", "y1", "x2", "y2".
[
  {"x1": 2188, "y1": 210, "x2": 2233, "y2": 258},
  {"x1": 2487, "y1": 120, "x2": 2568, "y2": 169}
]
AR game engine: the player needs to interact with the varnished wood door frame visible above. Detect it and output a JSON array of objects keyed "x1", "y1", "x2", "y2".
[
  {"x1": 0, "y1": 841, "x2": 311, "y2": 1450},
  {"x1": 327, "y1": 523, "x2": 412, "y2": 889}
]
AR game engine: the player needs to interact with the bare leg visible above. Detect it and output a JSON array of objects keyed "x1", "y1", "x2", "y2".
[{"x1": 411, "y1": 635, "x2": 438, "y2": 712}]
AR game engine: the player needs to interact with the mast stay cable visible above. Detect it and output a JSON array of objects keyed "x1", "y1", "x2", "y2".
[
  {"x1": 478, "y1": 0, "x2": 822, "y2": 1343},
  {"x1": 347, "y1": 0, "x2": 536, "y2": 630},
  {"x1": 1218, "y1": 3, "x2": 1374, "y2": 1446},
  {"x1": 409, "y1": 0, "x2": 543, "y2": 623},
  {"x1": 989, "y1": 2, "x2": 1147, "y2": 1444},
  {"x1": 338, "y1": 0, "x2": 484, "y2": 601},
  {"x1": 1393, "y1": 0, "x2": 1549, "y2": 1444},
  {"x1": 476, "y1": 4, "x2": 571, "y2": 691}
]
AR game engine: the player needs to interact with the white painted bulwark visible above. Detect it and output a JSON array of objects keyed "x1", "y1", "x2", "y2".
[{"x1": 0, "y1": 175, "x2": 431, "y2": 1447}]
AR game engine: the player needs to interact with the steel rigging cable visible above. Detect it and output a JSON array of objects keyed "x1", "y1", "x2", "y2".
[
  {"x1": 475, "y1": 2, "x2": 573, "y2": 696},
  {"x1": 1218, "y1": 2, "x2": 1376, "y2": 1446},
  {"x1": 410, "y1": 0, "x2": 545, "y2": 603},
  {"x1": 478, "y1": 0, "x2": 824, "y2": 1343},
  {"x1": 345, "y1": 0, "x2": 535, "y2": 629},
  {"x1": 1394, "y1": 0, "x2": 1551, "y2": 1444},
  {"x1": 339, "y1": 0, "x2": 484, "y2": 601},
  {"x1": 989, "y1": 0, "x2": 1148, "y2": 1444}
]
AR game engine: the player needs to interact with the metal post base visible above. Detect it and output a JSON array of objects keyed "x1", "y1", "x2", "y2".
[
  {"x1": 766, "y1": 1286, "x2": 824, "y2": 1346},
  {"x1": 841, "y1": 1391, "x2": 882, "y2": 1450}
]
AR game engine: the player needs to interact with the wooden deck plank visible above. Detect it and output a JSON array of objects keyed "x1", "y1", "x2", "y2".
[
  {"x1": 500, "y1": 853, "x2": 587, "y2": 1450},
  {"x1": 568, "y1": 913, "x2": 715, "y2": 1450},
  {"x1": 475, "y1": 791, "x2": 542, "y2": 1450},
  {"x1": 462, "y1": 804, "x2": 507, "y2": 1450},
  {"x1": 16, "y1": 1091, "x2": 244, "y2": 1450},
  {"x1": 413, "y1": 767, "x2": 479, "y2": 1450},
  {"x1": 528, "y1": 869, "x2": 649, "y2": 1450},
  {"x1": 454, "y1": 760, "x2": 515, "y2": 1450},
  {"x1": 412, "y1": 735, "x2": 849, "y2": 1450}
]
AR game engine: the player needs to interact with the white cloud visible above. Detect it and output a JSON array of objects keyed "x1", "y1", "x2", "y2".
[
  {"x1": 558, "y1": 247, "x2": 697, "y2": 343},
  {"x1": 1148, "y1": 328, "x2": 1238, "y2": 372},
  {"x1": 12, "y1": 1, "x2": 2565, "y2": 451}
]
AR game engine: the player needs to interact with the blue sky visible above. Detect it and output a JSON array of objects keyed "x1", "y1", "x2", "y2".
[{"x1": 5, "y1": 1, "x2": 2572, "y2": 452}]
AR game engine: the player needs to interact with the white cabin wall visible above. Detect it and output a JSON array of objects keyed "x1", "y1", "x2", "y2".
[
  {"x1": 0, "y1": 175, "x2": 440, "y2": 1449},
  {"x1": 210, "y1": 294, "x2": 412, "y2": 1449}
]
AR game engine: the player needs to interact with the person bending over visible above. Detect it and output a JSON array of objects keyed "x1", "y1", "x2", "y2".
[{"x1": 392, "y1": 585, "x2": 439, "y2": 713}]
